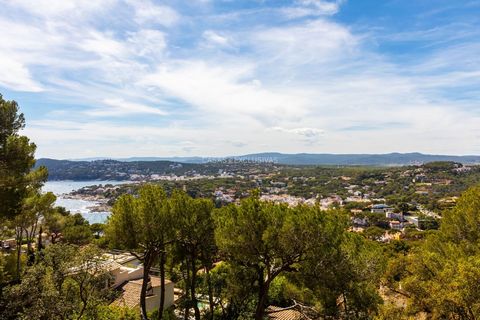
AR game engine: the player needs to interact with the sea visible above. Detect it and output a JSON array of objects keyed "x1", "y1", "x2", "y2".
[{"x1": 42, "y1": 180, "x2": 129, "y2": 224}]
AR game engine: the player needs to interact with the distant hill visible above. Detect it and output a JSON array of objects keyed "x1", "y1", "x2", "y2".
[
  {"x1": 36, "y1": 158, "x2": 199, "y2": 181},
  {"x1": 36, "y1": 157, "x2": 276, "y2": 181},
  {"x1": 233, "y1": 152, "x2": 480, "y2": 166},
  {"x1": 67, "y1": 152, "x2": 480, "y2": 166},
  {"x1": 71, "y1": 156, "x2": 209, "y2": 163},
  {"x1": 36, "y1": 153, "x2": 480, "y2": 181}
]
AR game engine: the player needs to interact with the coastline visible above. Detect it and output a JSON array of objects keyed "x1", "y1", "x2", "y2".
[{"x1": 43, "y1": 180, "x2": 131, "y2": 224}]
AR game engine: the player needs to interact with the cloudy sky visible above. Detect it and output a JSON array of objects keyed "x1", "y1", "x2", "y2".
[{"x1": 1, "y1": 0, "x2": 479, "y2": 158}]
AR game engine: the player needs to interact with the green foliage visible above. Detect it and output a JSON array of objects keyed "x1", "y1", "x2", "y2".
[
  {"x1": 337, "y1": 233, "x2": 385, "y2": 318},
  {"x1": 268, "y1": 276, "x2": 291, "y2": 307},
  {"x1": 170, "y1": 190, "x2": 215, "y2": 320},
  {"x1": 106, "y1": 184, "x2": 175, "y2": 320},
  {"x1": 344, "y1": 201, "x2": 369, "y2": 210},
  {"x1": 0, "y1": 252, "x2": 17, "y2": 285},
  {"x1": 375, "y1": 303, "x2": 409, "y2": 320},
  {"x1": 423, "y1": 161, "x2": 461, "y2": 172},
  {"x1": 439, "y1": 185, "x2": 480, "y2": 244},
  {"x1": 63, "y1": 213, "x2": 92, "y2": 245},
  {"x1": 297, "y1": 231, "x2": 385, "y2": 318},
  {"x1": 148, "y1": 308, "x2": 176, "y2": 320},
  {"x1": 364, "y1": 212, "x2": 390, "y2": 229},
  {"x1": 388, "y1": 186, "x2": 480, "y2": 319},
  {"x1": 363, "y1": 226, "x2": 386, "y2": 241},
  {"x1": 105, "y1": 194, "x2": 139, "y2": 250},
  {"x1": 63, "y1": 225, "x2": 92, "y2": 245},
  {"x1": 94, "y1": 305, "x2": 139, "y2": 320},
  {"x1": 0, "y1": 94, "x2": 47, "y2": 219},
  {"x1": 90, "y1": 223, "x2": 105, "y2": 238},
  {"x1": 106, "y1": 185, "x2": 172, "y2": 251},
  {"x1": 0, "y1": 244, "x2": 112, "y2": 320},
  {"x1": 43, "y1": 207, "x2": 69, "y2": 244},
  {"x1": 214, "y1": 193, "x2": 383, "y2": 319},
  {"x1": 389, "y1": 240, "x2": 411, "y2": 256}
]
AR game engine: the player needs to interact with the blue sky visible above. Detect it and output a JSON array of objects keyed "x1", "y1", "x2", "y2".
[{"x1": 0, "y1": 0, "x2": 479, "y2": 158}]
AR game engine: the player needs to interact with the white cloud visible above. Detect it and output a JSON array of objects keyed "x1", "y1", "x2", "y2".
[
  {"x1": 3, "y1": 0, "x2": 116, "y2": 18},
  {"x1": 251, "y1": 20, "x2": 357, "y2": 68},
  {"x1": 282, "y1": 0, "x2": 342, "y2": 18},
  {"x1": 140, "y1": 60, "x2": 309, "y2": 123},
  {"x1": 272, "y1": 127, "x2": 324, "y2": 138},
  {"x1": 128, "y1": 29, "x2": 167, "y2": 57},
  {"x1": 79, "y1": 31, "x2": 129, "y2": 59},
  {"x1": 127, "y1": 0, "x2": 179, "y2": 27},
  {"x1": 0, "y1": 53, "x2": 43, "y2": 92},
  {"x1": 86, "y1": 98, "x2": 168, "y2": 117},
  {"x1": 202, "y1": 30, "x2": 230, "y2": 47}
]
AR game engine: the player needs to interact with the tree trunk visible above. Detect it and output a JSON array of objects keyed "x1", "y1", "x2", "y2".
[
  {"x1": 35, "y1": 226, "x2": 43, "y2": 264},
  {"x1": 254, "y1": 269, "x2": 269, "y2": 320},
  {"x1": 28, "y1": 219, "x2": 38, "y2": 253},
  {"x1": 15, "y1": 227, "x2": 23, "y2": 280},
  {"x1": 184, "y1": 260, "x2": 191, "y2": 320},
  {"x1": 37, "y1": 226, "x2": 43, "y2": 251},
  {"x1": 206, "y1": 267, "x2": 214, "y2": 320},
  {"x1": 254, "y1": 284, "x2": 269, "y2": 320},
  {"x1": 26, "y1": 225, "x2": 36, "y2": 266},
  {"x1": 26, "y1": 228, "x2": 32, "y2": 255},
  {"x1": 76, "y1": 277, "x2": 87, "y2": 320},
  {"x1": 140, "y1": 251, "x2": 153, "y2": 320},
  {"x1": 190, "y1": 252, "x2": 201, "y2": 320},
  {"x1": 158, "y1": 251, "x2": 166, "y2": 320}
]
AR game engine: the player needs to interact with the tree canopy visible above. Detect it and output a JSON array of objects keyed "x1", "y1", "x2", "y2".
[
  {"x1": 385, "y1": 186, "x2": 480, "y2": 319},
  {"x1": 0, "y1": 94, "x2": 47, "y2": 219}
]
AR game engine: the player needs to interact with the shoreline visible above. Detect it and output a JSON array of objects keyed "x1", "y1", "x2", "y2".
[{"x1": 62, "y1": 194, "x2": 112, "y2": 213}]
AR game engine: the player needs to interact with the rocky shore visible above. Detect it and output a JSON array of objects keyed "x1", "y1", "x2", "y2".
[
  {"x1": 62, "y1": 193, "x2": 112, "y2": 212},
  {"x1": 61, "y1": 183, "x2": 124, "y2": 214}
]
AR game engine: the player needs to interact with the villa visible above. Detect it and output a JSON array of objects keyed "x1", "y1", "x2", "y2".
[{"x1": 103, "y1": 254, "x2": 175, "y2": 313}]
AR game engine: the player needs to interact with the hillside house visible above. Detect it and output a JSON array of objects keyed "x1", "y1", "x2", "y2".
[
  {"x1": 105, "y1": 258, "x2": 175, "y2": 313},
  {"x1": 371, "y1": 204, "x2": 394, "y2": 214},
  {"x1": 386, "y1": 211, "x2": 403, "y2": 220},
  {"x1": 111, "y1": 276, "x2": 175, "y2": 312},
  {"x1": 389, "y1": 221, "x2": 404, "y2": 230}
]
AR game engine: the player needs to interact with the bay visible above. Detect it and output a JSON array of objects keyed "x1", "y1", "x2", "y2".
[{"x1": 43, "y1": 180, "x2": 130, "y2": 224}]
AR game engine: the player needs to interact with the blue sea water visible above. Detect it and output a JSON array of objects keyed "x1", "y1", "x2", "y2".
[{"x1": 43, "y1": 180, "x2": 129, "y2": 224}]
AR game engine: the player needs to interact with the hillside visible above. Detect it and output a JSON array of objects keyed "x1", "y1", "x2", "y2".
[
  {"x1": 36, "y1": 158, "x2": 278, "y2": 181},
  {"x1": 68, "y1": 152, "x2": 480, "y2": 166}
]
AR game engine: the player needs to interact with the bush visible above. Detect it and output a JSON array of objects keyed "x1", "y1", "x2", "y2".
[{"x1": 93, "y1": 305, "x2": 139, "y2": 320}]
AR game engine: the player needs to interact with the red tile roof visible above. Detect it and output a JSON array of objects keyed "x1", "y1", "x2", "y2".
[{"x1": 266, "y1": 306, "x2": 306, "y2": 320}]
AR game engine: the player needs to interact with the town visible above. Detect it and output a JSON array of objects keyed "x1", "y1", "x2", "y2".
[{"x1": 55, "y1": 160, "x2": 478, "y2": 240}]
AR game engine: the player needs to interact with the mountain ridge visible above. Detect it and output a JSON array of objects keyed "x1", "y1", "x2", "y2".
[{"x1": 44, "y1": 152, "x2": 480, "y2": 166}]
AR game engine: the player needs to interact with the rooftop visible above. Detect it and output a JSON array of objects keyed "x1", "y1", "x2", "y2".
[
  {"x1": 266, "y1": 306, "x2": 306, "y2": 320},
  {"x1": 111, "y1": 282, "x2": 142, "y2": 309},
  {"x1": 111, "y1": 276, "x2": 172, "y2": 309},
  {"x1": 372, "y1": 204, "x2": 391, "y2": 209}
]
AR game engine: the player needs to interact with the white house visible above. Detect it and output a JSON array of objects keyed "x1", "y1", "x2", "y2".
[
  {"x1": 111, "y1": 276, "x2": 175, "y2": 312},
  {"x1": 105, "y1": 259, "x2": 175, "y2": 312},
  {"x1": 389, "y1": 221, "x2": 404, "y2": 230},
  {"x1": 371, "y1": 204, "x2": 394, "y2": 214},
  {"x1": 386, "y1": 211, "x2": 403, "y2": 220}
]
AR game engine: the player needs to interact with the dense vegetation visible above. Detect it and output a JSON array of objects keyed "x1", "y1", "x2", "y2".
[
  {"x1": 381, "y1": 186, "x2": 480, "y2": 318},
  {"x1": 2, "y1": 95, "x2": 480, "y2": 320},
  {"x1": 36, "y1": 158, "x2": 278, "y2": 181}
]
